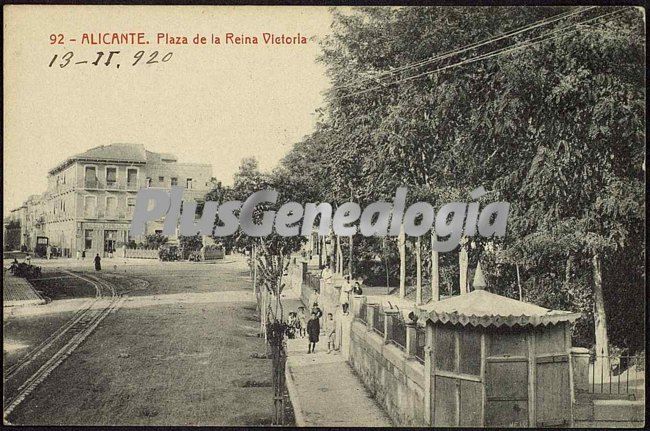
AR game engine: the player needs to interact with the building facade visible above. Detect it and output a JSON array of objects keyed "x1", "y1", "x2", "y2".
[{"x1": 4, "y1": 143, "x2": 213, "y2": 257}]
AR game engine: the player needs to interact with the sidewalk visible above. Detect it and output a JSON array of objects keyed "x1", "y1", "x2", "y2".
[
  {"x1": 3, "y1": 271, "x2": 46, "y2": 307},
  {"x1": 281, "y1": 291, "x2": 392, "y2": 427}
]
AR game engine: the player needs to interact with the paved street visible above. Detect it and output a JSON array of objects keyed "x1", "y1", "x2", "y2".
[{"x1": 4, "y1": 256, "x2": 278, "y2": 426}]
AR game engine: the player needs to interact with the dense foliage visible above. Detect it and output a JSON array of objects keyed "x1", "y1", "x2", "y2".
[{"x1": 202, "y1": 7, "x2": 645, "y2": 352}]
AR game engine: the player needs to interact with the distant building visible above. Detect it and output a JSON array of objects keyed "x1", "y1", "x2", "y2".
[{"x1": 4, "y1": 143, "x2": 213, "y2": 256}]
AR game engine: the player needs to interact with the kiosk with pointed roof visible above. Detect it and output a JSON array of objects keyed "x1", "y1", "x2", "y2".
[{"x1": 416, "y1": 280, "x2": 580, "y2": 427}]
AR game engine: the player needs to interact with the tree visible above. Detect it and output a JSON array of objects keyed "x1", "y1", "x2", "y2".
[
  {"x1": 144, "y1": 233, "x2": 168, "y2": 249},
  {"x1": 279, "y1": 6, "x2": 645, "y2": 354}
]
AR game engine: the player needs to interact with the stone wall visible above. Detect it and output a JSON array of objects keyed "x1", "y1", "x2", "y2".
[{"x1": 349, "y1": 319, "x2": 426, "y2": 427}]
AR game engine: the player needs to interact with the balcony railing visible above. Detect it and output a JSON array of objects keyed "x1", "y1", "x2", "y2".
[
  {"x1": 126, "y1": 181, "x2": 140, "y2": 190},
  {"x1": 84, "y1": 178, "x2": 103, "y2": 189},
  {"x1": 105, "y1": 181, "x2": 121, "y2": 190}
]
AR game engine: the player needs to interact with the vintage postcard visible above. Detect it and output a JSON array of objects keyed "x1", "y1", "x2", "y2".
[{"x1": 3, "y1": 4, "x2": 646, "y2": 427}]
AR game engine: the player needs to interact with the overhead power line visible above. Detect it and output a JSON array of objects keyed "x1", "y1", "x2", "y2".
[
  {"x1": 339, "y1": 7, "x2": 634, "y2": 100},
  {"x1": 332, "y1": 6, "x2": 598, "y2": 91}
]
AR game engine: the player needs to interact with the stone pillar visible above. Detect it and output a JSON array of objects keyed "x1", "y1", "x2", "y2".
[
  {"x1": 571, "y1": 347, "x2": 591, "y2": 394},
  {"x1": 352, "y1": 294, "x2": 365, "y2": 318},
  {"x1": 384, "y1": 309, "x2": 399, "y2": 344},
  {"x1": 406, "y1": 322, "x2": 418, "y2": 359}
]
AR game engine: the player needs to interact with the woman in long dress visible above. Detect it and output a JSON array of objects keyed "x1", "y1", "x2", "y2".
[{"x1": 94, "y1": 253, "x2": 101, "y2": 271}]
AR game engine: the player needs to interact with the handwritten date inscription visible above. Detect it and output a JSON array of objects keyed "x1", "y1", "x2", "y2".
[{"x1": 48, "y1": 51, "x2": 173, "y2": 68}]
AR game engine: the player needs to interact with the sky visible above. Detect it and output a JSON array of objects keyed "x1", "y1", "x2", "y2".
[{"x1": 3, "y1": 5, "x2": 336, "y2": 216}]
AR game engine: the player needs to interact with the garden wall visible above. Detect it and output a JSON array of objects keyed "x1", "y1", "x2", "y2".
[
  {"x1": 349, "y1": 319, "x2": 427, "y2": 427},
  {"x1": 124, "y1": 249, "x2": 159, "y2": 259}
]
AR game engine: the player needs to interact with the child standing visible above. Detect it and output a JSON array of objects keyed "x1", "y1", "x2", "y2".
[
  {"x1": 306, "y1": 312, "x2": 320, "y2": 354},
  {"x1": 286, "y1": 312, "x2": 297, "y2": 339},
  {"x1": 324, "y1": 313, "x2": 336, "y2": 354},
  {"x1": 297, "y1": 306, "x2": 307, "y2": 338}
]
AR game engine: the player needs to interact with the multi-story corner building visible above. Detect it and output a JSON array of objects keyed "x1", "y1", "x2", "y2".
[{"x1": 5, "y1": 143, "x2": 213, "y2": 256}]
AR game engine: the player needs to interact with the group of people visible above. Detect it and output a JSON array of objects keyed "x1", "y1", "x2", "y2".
[
  {"x1": 286, "y1": 297, "x2": 353, "y2": 355},
  {"x1": 285, "y1": 302, "x2": 334, "y2": 354}
]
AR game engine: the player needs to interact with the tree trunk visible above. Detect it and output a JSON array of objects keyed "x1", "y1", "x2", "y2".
[
  {"x1": 336, "y1": 236, "x2": 343, "y2": 274},
  {"x1": 318, "y1": 236, "x2": 323, "y2": 268},
  {"x1": 516, "y1": 264, "x2": 522, "y2": 301},
  {"x1": 431, "y1": 232, "x2": 440, "y2": 301},
  {"x1": 329, "y1": 229, "x2": 336, "y2": 272},
  {"x1": 399, "y1": 223, "x2": 406, "y2": 298},
  {"x1": 593, "y1": 253, "x2": 610, "y2": 362},
  {"x1": 252, "y1": 244, "x2": 257, "y2": 295},
  {"x1": 349, "y1": 235, "x2": 353, "y2": 279},
  {"x1": 384, "y1": 237, "x2": 391, "y2": 294},
  {"x1": 564, "y1": 254, "x2": 574, "y2": 289},
  {"x1": 415, "y1": 237, "x2": 422, "y2": 305},
  {"x1": 459, "y1": 240, "x2": 469, "y2": 294}
]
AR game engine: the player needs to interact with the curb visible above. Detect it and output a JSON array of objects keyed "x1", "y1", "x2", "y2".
[{"x1": 284, "y1": 360, "x2": 307, "y2": 427}]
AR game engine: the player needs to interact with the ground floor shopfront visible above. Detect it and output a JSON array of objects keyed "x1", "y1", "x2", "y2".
[{"x1": 43, "y1": 220, "x2": 131, "y2": 258}]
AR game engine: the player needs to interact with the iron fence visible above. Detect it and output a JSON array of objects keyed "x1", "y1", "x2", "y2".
[
  {"x1": 358, "y1": 302, "x2": 367, "y2": 324},
  {"x1": 589, "y1": 353, "x2": 644, "y2": 397},
  {"x1": 372, "y1": 305, "x2": 385, "y2": 336},
  {"x1": 415, "y1": 327, "x2": 426, "y2": 364},
  {"x1": 388, "y1": 313, "x2": 407, "y2": 351}
]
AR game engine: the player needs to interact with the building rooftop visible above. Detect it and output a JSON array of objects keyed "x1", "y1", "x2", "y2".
[
  {"x1": 416, "y1": 289, "x2": 580, "y2": 328},
  {"x1": 49, "y1": 143, "x2": 159, "y2": 174}
]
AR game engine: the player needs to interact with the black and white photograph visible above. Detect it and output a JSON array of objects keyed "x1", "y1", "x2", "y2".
[{"x1": 2, "y1": 4, "x2": 646, "y2": 427}]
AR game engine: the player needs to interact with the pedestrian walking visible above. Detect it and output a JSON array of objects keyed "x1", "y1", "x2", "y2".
[
  {"x1": 311, "y1": 301, "x2": 323, "y2": 328},
  {"x1": 76, "y1": 249, "x2": 81, "y2": 260},
  {"x1": 94, "y1": 253, "x2": 101, "y2": 271},
  {"x1": 82, "y1": 249, "x2": 86, "y2": 260},
  {"x1": 307, "y1": 312, "x2": 320, "y2": 354}
]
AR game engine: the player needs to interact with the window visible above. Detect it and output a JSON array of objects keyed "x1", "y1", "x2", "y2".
[
  {"x1": 186, "y1": 178, "x2": 193, "y2": 189},
  {"x1": 85, "y1": 166, "x2": 97, "y2": 186},
  {"x1": 84, "y1": 196, "x2": 97, "y2": 218},
  {"x1": 84, "y1": 230, "x2": 93, "y2": 249},
  {"x1": 106, "y1": 196, "x2": 117, "y2": 218},
  {"x1": 127, "y1": 197, "x2": 136, "y2": 216},
  {"x1": 158, "y1": 176, "x2": 165, "y2": 183},
  {"x1": 127, "y1": 168, "x2": 138, "y2": 186},
  {"x1": 106, "y1": 167, "x2": 117, "y2": 185},
  {"x1": 171, "y1": 177, "x2": 178, "y2": 186}
]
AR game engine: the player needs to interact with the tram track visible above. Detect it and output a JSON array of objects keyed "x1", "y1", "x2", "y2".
[{"x1": 3, "y1": 270, "x2": 125, "y2": 419}]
